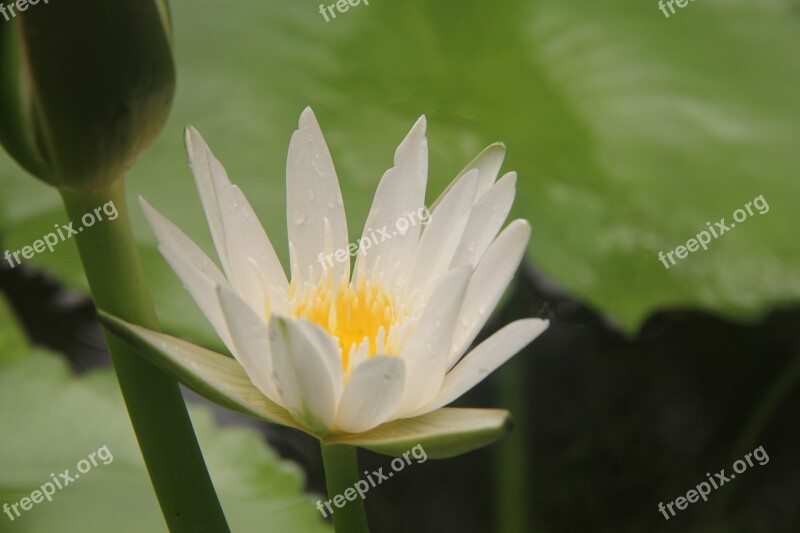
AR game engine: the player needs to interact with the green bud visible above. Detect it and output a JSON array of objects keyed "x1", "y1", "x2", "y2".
[{"x1": 0, "y1": 0, "x2": 175, "y2": 190}]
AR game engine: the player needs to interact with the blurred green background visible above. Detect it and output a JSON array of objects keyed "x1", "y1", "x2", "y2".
[{"x1": 1, "y1": 0, "x2": 799, "y2": 531}]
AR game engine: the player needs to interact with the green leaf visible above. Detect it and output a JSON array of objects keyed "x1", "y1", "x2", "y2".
[
  {"x1": 325, "y1": 408, "x2": 512, "y2": 459},
  {"x1": 2, "y1": 0, "x2": 798, "y2": 336},
  {"x1": 0, "y1": 301, "x2": 330, "y2": 533}
]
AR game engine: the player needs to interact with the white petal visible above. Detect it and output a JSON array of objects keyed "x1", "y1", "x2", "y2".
[
  {"x1": 469, "y1": 143, "x2": 507, "y2": 198},
  {"x1": 216, "y1": 285, "x2": 280, "y2": 403},
  {"x1": 268, "y1": 316, "x2": 342, "y2": 433},
  {"x1": 406, "y1": 169, "x2": 478, "y2": 296},
  {"x1": 353, "y1": 116, "x2": 428, "y2": 284},
  {"x1": 414, "y1": 319, "x2": 549, "y2": 416},
  {"x1": 450, "y1": 171, "x2": 516, "y2": 269},
  {"x1": 185, "y1": 126, "x2": 233, "y2": 276},
  {"x1": 395, "y1": 267, "x2": 471, "y2": 416},
  {"x1": 449, "y1": 219, "x2": 531, "y2": 366},
  {"x1": 211, "y1": 177, "x2": 288, "y2": 318},
  {"x1": 430, "y1": 143, "x2": 506, "y2": 211},
  {"x1": 336, "y1": 356, "x2": 405, "y2": 433},
  {"x1": 140, "y1": 197, "x2": 234, "y2": 349},
  {"x1": 286, "y1": 108, "x2": 349, "y2": 285}
]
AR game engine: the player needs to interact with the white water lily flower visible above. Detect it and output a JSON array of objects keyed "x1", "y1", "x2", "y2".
[{"x1": 104, "y1": 108, "x2": 548, "y2": 457}]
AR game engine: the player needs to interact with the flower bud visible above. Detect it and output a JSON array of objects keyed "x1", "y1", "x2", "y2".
[{"x1": 0, "y1": 0, "x2": 174, "y2": 190}]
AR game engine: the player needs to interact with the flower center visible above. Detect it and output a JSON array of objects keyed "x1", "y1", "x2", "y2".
[{"x1": 290, "y1": 276, "x2": 403, "y2": 371}]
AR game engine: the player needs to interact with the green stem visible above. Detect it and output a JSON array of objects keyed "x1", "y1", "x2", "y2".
[
  {"x1": 60, "y1": 180, "x2": 229, "y2": 532},
  {"x1": 494, "y1": 271, "x2": 534, "y2": 533},
  {"x1": 495, "y1": 354, "x2": 530, "y2": 533},
  {"x1": 320, "y1": 444, "x2": 370, "y2": 533}
]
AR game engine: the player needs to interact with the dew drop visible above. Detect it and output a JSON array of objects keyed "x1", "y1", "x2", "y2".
[{"x1": 292, "y1": 208, "x2": 307, "y2": 224}]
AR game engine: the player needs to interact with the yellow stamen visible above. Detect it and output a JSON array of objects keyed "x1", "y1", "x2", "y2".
[{"x1": 291, "y1": 278, "x2": 400, "y2": 370}]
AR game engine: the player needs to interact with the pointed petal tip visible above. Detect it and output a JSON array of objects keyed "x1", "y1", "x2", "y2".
[
  {"x1": 413, "y1": 115, "x2": 427, "y2": 133},
  {"x1": 184, "y1": 125, "x2": 215, "y2": 165},
  {"x1": 184, "y1": 125, "x2": 202, "y2": 148},
  {"x1": 501, "y1": 171, "x2": 518, "y2": 185},
  {"x1": 298, "y1": 107, "x2": 319, "y2": 128},
  {"x1": 138, "y1": 196, "x2": 162, "y2": 226}
]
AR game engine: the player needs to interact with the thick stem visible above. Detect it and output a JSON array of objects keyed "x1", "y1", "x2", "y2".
[
  {"x1": 60, "y1": 180, "x2": 229, "y2": 532},
  {"x1": 320, "y1": 444, "x2": 370, "y2": 533}
]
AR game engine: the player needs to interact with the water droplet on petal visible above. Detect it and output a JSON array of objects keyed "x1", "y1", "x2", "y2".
[{"x1": 292, "y1": 208, "x2": 307, "y2": 224}]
